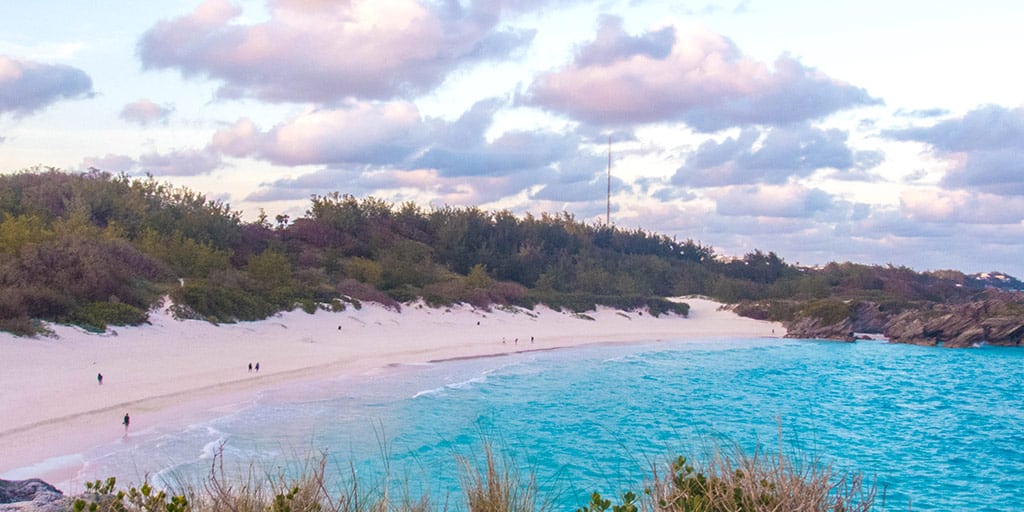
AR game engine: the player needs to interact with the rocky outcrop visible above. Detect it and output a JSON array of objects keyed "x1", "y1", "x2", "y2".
[
  {"x1": 785, "y1": 315, "x2": 856, "y2": 341},
  {"x1": 773, "y1": 295, "x2": 1024, "y2": 348},
  {"x1": 0, "y1": 479, "x2": 66, "y2": 511},
  {"x1": 885, "y1": 300, "x2": 1024, "y2": 348}
]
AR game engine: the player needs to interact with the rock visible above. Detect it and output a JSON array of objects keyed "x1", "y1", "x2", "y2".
[
  {"x1": 884, "y1": 298, "x2": 1024, "y2": 347},
  {"x1": 738, "y1": 294, "x2": 1024, "y2": 348},
  {"x1": 784, "y1": 315, "x2": 856, "y2": 342},
  {"x1": 0, "y1": 479, "x2": 66, "y2": 511}
]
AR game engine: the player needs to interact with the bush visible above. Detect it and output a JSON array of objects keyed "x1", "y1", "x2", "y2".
[
  {"x1": 800, "y1": 299, "x2": 853, "y2": 325},
  {"x1": 336, "y1": 278, "x2": 401, "y2": 311},
  {"x1": 385, "y1": 285, "x2": 419, "y2": 304},
  {"x1": 170, "y1": 279, "x2": 275, "y2": 322},
  {"x1": 646, "y1": 298, "x2": 689, "y2": 317},
  {"x1": 732, "y1": 300, "x2": 799, "y2": 322},
  {"x1": 521, "y1": 292, "x2": 689, "y2": 317},
  {"x1": 71, "y1": 442, "x2": 878, "y2": 512},
  {"x1": 69, "y1": 302, "x2": 148, "y2": 332},
  {"x1": 0, "y1": 315, "x2": 35, "y2": 336},
  {"x1": 645, "y1": 448, "x2": 876, "y2": 512},
  {"x1": 421, "y1": 276, "x2": 528, "y2": 310}
]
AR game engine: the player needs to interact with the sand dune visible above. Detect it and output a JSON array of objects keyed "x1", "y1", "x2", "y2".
[{"x1": 0, "y1": 297, "x2": 784, "y2": 482}]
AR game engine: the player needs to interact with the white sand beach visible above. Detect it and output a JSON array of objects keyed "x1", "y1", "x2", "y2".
[{"x1": 0, "y1": 297, "x2": 784, "y2": 484}]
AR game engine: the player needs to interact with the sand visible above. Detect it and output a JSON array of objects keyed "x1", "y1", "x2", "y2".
[{"x1": 0, "y1": 297, "x2": 784, "y2": 483}]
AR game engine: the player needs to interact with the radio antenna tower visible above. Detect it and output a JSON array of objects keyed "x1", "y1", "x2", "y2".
[{"x1": 606, "y1": 135, "x2": 611, "y2": 225}]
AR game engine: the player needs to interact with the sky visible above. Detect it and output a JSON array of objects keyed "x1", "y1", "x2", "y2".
[{"x1": 2, "y1": 0, "x2": 1024, "y2": 277}]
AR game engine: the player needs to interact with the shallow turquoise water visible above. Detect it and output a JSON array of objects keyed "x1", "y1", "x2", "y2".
[{"x1": 54, "y1": 338, "x2": 1024, "y2": 510}]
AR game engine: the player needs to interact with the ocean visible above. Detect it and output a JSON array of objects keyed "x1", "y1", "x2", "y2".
[{"x1": 27, "y1": 338, "x2": 1024, "y2": 510}]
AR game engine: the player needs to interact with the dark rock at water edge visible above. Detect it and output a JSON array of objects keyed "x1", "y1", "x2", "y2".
[
  {"x1": 885, "y1": 299, "x2": 1024, "y2": 348},
  {"x1": 784, "y1": 315, "x2": 856, "y2": 342},
  {"x1": 780, "y1": 296, "x2": 1024, "y2": 348},
  {"x1": 0, "y1": 479, "x2": 67, "y2": 511}
]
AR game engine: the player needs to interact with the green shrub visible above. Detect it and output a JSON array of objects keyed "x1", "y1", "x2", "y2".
[
  {"x1": 646, "y1": 298, "x2": 689, "y2": 317},
  {"x1": 520, "y1": 292, "x2": 689, "y2": 317},
  {"x1": 298, "y1": 299, "x2": 317, "y2": 314},
  {"x1": 385, "y1": 285, "x2": 419, "y2": 303},
  {"x1": 169, "y1": 279, "x2": 275, "y2": 322},
  {"x1": 336, "y1": 278, "x2": 400, "y2": 310},
  {"x1": 71, "y1": 442, "x2": 878, "y2": 512},
  {"x1": 69, "y1": 302, "x2": 148, "y2": 332},
  {"x1": 800, "y1": 299, "x2": 853, "y2": 325},
  {"x1": 646, "y1": 448, "x2": 876, "y2": 512},
  {"x1": 74, "y1": 477, "x2": 188, "y2": 512},
  {"x1": 732, "y1": 300, "x2": 799, "y2": 322},
  {"x1": 0, "y1": 315, "x2": 35, "y2": 336}
]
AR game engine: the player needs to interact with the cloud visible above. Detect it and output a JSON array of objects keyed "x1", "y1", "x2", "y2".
[
  {"x1": 138, "y1": 0, "x2": 532, "y2": 103},
  {"x1": 900, "y1": 189, "x2": 1024, "y2": 224},
  {"x1": 530, "y1": 152, "x2": 623, "y2": 202},
  {"x1": 0, "y1": 54, "x2": 93, "y2": 116},
  {"x1": 888, "y1": 105, "x2": 1024, "y2": 152},
  {"x1": 525, "y1": 20, "x2": 879, "y2": 130},
  {"x1": 246, "y1": 165, "x2": 537, "y2": 206},
  {"x1": 894, "y1": 108, "x2": 949, "y2": 119},
  {"x1": 671, "y1": 125, "x2": 869, "y2": 187},
  {"x1": 414, "y1": 125, "x2": 577, "y2": 178},
  {"x1": 138, "y1": 148, "x2": 223, "y2": 176},
  {"x1": 575, "y1": 15, "x2": 674, "y2": 66},
  {"x1": 211, "y1": 101, "x2": 429, "y2": 166},
  {"x1": 81, "y1": 148, "x2": 222, "y2": 177},
  {"x1": 886, "y1": 105, "x2": 1024, "y2": 195},
  {"x1": 713, "y1": 184, "x2": 835, "y2": 218},
  {"x1": 120, "y1": 98, "x2": 174, "y2": 125},
  {"x1": 212, "y1": 97, "x2": 587, "y2": 191},
  {"x1": 82, "y1": 153, "x2": 137, "y2": 173},
  {"x1": 238, "y1": 98, "x2": 618, "y2": 206}
]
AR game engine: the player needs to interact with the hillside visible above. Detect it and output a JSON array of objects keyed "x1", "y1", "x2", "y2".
[{"x1": 1, "y1": 168, "x2": 1021, "y2": 346}]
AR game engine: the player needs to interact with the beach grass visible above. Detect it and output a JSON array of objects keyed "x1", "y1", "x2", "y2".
[
  {"x1": 643, "y1": 445, "x2": 877, "y2": 512},
  {"x1": 69, "y1": 442, "x2": 879, "y2": 512}
]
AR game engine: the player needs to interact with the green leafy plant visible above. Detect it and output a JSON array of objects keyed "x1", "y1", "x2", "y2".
[
  {"x1": 73, "y1": 477, "x2": 189, "y2": 512},
  {"x1": 576, "y1": 491, "x2": 639, "y2": 512}
]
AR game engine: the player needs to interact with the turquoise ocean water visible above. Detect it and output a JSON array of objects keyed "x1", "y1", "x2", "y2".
[{"x1": 36, "y1": 338, "x2": 1024, "y2": 510}]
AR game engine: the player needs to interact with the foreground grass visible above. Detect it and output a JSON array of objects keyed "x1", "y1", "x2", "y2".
[{"x1": 71, "y1": 444, "x2": 879, "y2": 512}]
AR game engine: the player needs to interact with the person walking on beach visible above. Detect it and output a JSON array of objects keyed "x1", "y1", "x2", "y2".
[
  {"x1": 255, "y1": 362, "x2": 260, "y2": 372},
  {"x1": 122, "y1": 413, "x2": 130, "y2": 434},
  {"x1": 97, "y1": 373, "x2": 103, "y2": 385},
  {"x1": 248, "y1": 362, "x2": 252, "y2": 372}
]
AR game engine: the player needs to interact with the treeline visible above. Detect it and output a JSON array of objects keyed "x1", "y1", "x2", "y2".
[{"x1": 0, "y1": 169, "x2": 1002, "y2": 335}]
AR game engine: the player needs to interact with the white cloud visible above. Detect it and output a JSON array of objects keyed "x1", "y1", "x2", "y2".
[
  {"x1": 0, "y1": 54, "x2": 93, "y2": 116},
  {"x1": 138, "y1": 0, "x2": 531, "y2": 103},
  {"x1": 526, "y1": 21, "x2": 879, "y2": 130},
  {"x1": 120, "y1": 99, "x2": 174, "y2": 126}
]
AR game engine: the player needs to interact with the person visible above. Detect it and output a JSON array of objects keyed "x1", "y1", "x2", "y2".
[
  {"x1": 122, "y1": 413, "x2": 130, "y2": 434},
  {"x1": 97, "y1": 373, "x2": 103, "y2": 385},
  {"x1": 255, "y1": 362, "x2": 260, "y2": 372},
  {"x1": 248, "y1": 362, "x2": 252, "y2": 372}
]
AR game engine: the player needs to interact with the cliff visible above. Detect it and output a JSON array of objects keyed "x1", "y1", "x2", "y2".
[
  {"x1": 884, "y1": 300, "x2": 1024, "y2": 347},
  {"x1": 765, "y1": 294, "x2": 1024, "y2": 348}
]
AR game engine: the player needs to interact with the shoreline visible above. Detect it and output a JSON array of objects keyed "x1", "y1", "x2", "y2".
[{"x1": 0, "y1": 297, "x2": 785, "y2": 488}]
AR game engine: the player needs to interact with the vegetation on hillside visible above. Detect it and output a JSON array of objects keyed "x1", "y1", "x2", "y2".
[{"x1": 0, "y1": 168, "x2": 1014, "y2": 336}]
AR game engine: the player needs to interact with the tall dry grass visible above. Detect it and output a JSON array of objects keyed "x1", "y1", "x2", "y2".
[
  {"x1": 456, "y1": 443, "x2": 547, "y2": 512},
  {"x1": 72, "y1": 442, "x2": 880, "y2": 512},
  {"x1": 646, "y1": 445, "x2": 877, "y2": 512}
]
